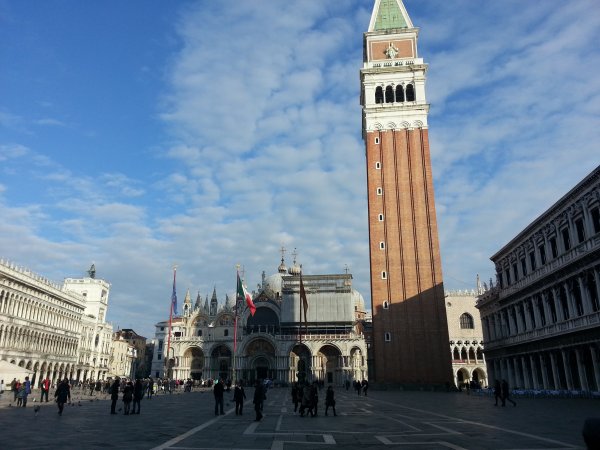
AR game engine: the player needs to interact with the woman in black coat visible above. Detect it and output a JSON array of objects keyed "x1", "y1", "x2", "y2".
[
  {"x1": 132, "y1": 379, "x2": 144, "y2": 414},
  {"x1": 123, "y1": 381, "x2": 134, "y2": 415},
  {"x1": 110, "y1": 377, "x2": 120, "y2": 414},
  {"x1": 54, "y1": 378, "x2": 71, "y2": 416}
]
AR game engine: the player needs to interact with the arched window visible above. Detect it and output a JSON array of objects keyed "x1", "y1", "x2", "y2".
[
  {"x1": 460, "y1": 313, "x2": 474, "y2": 329},
  {"x1": 405, "y1": 83, "x2": 415, "y2": 101},
  {"x1": 395, "y1": 85, "x2": 405, "y2": 102},
  {"x1": 385, "y1": 85, "x2": 394, "y2": 103},
  {"x1": 224, "y1": 329, "x2": 229, "y2": 337},
  {"x1": 197, "y1": 329, "x2": 202, "y2": 336},
  {"x1": 453, "y1": 348, "x2": 460, "y2": 360},
  {"x1": 375, "y1": 86, "x2": 384, "y2": 104}
]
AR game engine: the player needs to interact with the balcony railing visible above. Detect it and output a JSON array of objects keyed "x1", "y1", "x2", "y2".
[
  {"x1": 498, "y1": 235, "x2": 600, "y2": 301},
  {"x1": 485, "y1": 310, "x2": 600, "y2": 350}
]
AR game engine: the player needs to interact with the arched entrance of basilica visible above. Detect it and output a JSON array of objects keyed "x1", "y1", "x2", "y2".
[
  {"x1": 245, "y1": 338, "x2": 276, "y2": 383},
  {"x1": 316, "y1": 345, "x2": 342, "y2": 385},
  {"x1": 290, "y1": 344, "x2": 312, "y2": 384},
  {"x1": 211, "y1": 345, "x2": 232, "y2": 381},
  {"x1": 183, "y1": 347, "x2": 205, "y2": 380}
]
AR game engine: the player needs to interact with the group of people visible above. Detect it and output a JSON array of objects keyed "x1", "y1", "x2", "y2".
[
  {"x1": 109, "y1": 377, "x2": 146, "y2": 415},
  {"x1": 8, "y1": 377, "x2": 32, "y2": 407},
  {"x1": 291, "y1": 382, "x2": 337, "y2": 417},
  {"x1": 493, "y1": 379, "x2": 517, "y2": 407},
  {"x1": 350, "y1": 379, "x2": 369, "y2": 396}
]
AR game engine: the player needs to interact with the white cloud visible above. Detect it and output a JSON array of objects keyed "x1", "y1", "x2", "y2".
[{"x1": 1, "y1": 0, "x2": 599, "y2": 337}]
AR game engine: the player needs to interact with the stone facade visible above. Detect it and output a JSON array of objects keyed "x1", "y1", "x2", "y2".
[
  {"x1": 477, "y1": 165, "x2": 600, "y2": 393},
  {"x1": 0, "y1": 260, "x2": 114, "y2": 386},
  {"x1": 445, "y1": 289, "x2": 487, "y2": 388},
  {"x1": 150, "y1": 258, "x2": 368, "y2": 385},
  {"x1": 360, "y1": 0, "x2": 452, "y2": 385},
  {"x1": 110, "y1": 337, "x2": 136, "y2": 379}
]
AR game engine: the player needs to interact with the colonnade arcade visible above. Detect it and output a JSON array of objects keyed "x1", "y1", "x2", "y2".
[
  {"x1": 483, "y1": 266, "x2": 600, "y2": 342},
  {"x1": 169, "y1": 338, "x2": 368, "y2": 385},
  {"x1": 450, "y1": 341, "x2": 487, "y2": 387},
  {"x1": 3, "y1": 359, "x2": 76, "y2": 387},
  {"x1": 488, "y1": 343, "x2": 600, "y2": 392}
]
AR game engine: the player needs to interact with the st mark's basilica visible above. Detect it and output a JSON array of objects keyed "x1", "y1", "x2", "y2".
[{"x1": 150, "y1": 254, "x2": 369, "y2": 385}]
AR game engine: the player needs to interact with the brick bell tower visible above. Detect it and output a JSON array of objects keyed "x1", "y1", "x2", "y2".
[{"x1": 360, "y1": 0, "x2": 452, "y2": 386}]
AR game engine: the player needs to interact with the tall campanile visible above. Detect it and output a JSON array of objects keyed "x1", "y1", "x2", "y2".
[{"x1": 360, "y1": 0, "x2": 452, "y2": 386}]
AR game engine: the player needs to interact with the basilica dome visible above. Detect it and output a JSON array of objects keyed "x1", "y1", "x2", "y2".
[
  {"x1": 263, "y1": 272, "x2": 284, "y2": 299},
  {"x1": 351, "y1": 289, "x2": 365, "y2": 312}
]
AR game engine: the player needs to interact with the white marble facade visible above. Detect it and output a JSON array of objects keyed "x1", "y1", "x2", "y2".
[
  {"x1": 0, "y1": 260, "x2": 114, "y2": 387},
  {"x1": 445, "y1": 289, "x2": 487, "y2": 388},
  {"x1": 151, "y1": 259, "x2": 369, "y2": 385},
  {"x1": 477, "y1": 165, "x2": 600, "y2": 393}
]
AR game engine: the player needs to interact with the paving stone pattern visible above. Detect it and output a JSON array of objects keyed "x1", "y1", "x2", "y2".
[{"x1": 0, "y1": 386, "x2": 596, "y2": 449}]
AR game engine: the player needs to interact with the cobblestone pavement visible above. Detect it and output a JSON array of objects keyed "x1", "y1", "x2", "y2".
[{"x1": 0, "y1": 387, "x2": 596, "y2": 449}]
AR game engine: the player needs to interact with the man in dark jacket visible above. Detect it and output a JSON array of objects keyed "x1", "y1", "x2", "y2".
[
  {"x1": 213, "y1": 378, "x2": 225, "y2": 415},
  {"x1": 110, "y1": 377, "x2": 120, "y2": 415},
  {"x1": 233, "y1": 381, "x2": 246, "y2": 415},
  {"x1": 54, "y1": 378, "x2": 71, "y2": 416},
  {"x1": 132, "y1": 379, "x2": 144, "y2": 414},
  {"x1": 253, "y1": 380, "x2": 264, "y2": 421}
]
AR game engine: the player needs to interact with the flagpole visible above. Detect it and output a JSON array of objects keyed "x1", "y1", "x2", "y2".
[
  {"x1": 165, "y1": 265, "x2": 177, "y2": 379},
  {"x1": 233, "y1": 264, "x2": 240, "y2": 386},
  {"x1": 298, "y1": 274, "x2": 302, "y2": 344}
]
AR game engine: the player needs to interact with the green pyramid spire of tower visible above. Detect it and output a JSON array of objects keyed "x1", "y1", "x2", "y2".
[{"x1": 373, "y1": 0, "x2": 409, "y2": 31}]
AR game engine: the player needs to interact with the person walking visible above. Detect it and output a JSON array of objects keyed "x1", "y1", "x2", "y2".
[
  {"x1": 21, "y1": 376, "x2": 31, "y2": 407},
  {"x1": 501, "y1": 379, "x2": 516, "y2": 407},
  {"x1": 123, "y1": 380, "x2": 133, "y2": 415},
  {"x1": 309, "y1": 382, "x2": 319, "y2": 417},
  {"x1": 16, "y1": 383, "x2": 25, "y2": 407},
  {"x1": 147, "y1": 377, "x2": 154, "y2": 399},
  {"x1": 40, "y1": 377, "x2": 51, "y2": 402},
  {"x1": 253, "y1": 380, "x2": 264, "y2": 421},
  {"x1": 54, "y1": 378, "x2": 71, "y2": 416},
  {"x1": 132, "y1": 378, "x2": 144, "y2": 414},
  {"x1": 11, "y1": 378, "x2": 18, "y2": 402},
  {"x1": 0, "y1": 379, "x2": 4, "y2": 400},
  {"x1": 291, "y1": 383, "x2": 299, "y2": 413},
  {"x1": 361, "y1": 379, "x2": 369, "y2": 396},
  {"x1": 213, "y1": 378, "x2": 225, "y2": 415},
  {"x1": 325, "y1": 386, "x2": 337, "y2": 416},
  {"x1": 493, "y1": 379, "x2": 502, "y2": 406},
  {"x1": 110, "y1": 377, "x2": 120, "y2": 415},
  {"x1": 233, "y1": 381, "x2": 246, "y2": 415}
]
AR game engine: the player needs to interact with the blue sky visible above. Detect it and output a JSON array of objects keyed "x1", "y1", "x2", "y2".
[{"x1": 1, "y1": 0, "x2": 599, "y2": 339}]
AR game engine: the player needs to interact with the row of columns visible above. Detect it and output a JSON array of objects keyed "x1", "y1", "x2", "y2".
[
  {"x1": 170, "y1": 354, "x2": 368, "y2": 385},
  {"x1": 488, "y1": 344, "x2": 600, "y2": 392},
  {"x1": 0, "y1": 326, "x2": 78, "y2": 357},
  {"x1": 484, "y1": 267, "x2": 600, "y2": 342}
]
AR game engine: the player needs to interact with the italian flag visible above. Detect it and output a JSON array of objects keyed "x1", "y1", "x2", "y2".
[{"x1": 237, "y1": 273, "x2": 256, "y2": 316}]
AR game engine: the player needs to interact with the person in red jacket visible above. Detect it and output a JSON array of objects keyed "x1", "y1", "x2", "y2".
[{"x1": 40, "y1": 377, "x2": 51, "y2": 402}]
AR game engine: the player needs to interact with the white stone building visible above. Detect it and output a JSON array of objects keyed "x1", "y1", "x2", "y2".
[
  {"x1": 151, "y1": 257, "x2": 369, "y2": 385},
  {"x1": 477, "y1": 165, "x2": 600, "y2": 393},
  {"x1": 64, "y1": 267, "x2": 113, "y2": 381},
  {"x1": 110, "y1": 336, "x2": 136, "y2": 379},
  {"x1": 445, "y1": 289, "x2": 487, "y2": 388},
  {"x1": 0, "y1": 260, "x2": 114, "y2": 386}
]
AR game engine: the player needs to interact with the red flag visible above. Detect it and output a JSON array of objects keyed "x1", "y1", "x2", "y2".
[
  {"x1": 237, "y1": 273, "x2": 256, "y2": 316},
  {"x1": 300, "y1": 275, "x2": 308, "y2": 331}
]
